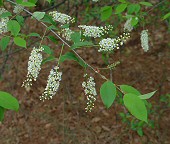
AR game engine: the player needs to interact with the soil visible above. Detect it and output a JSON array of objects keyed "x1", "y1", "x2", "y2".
[{"x1": 0, "y1": 2, "x2": 170, "y2": 144}]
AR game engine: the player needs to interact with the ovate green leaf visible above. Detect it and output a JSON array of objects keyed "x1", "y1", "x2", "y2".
[
  {"x1": 139, "y1": 90, "x2": 157, "y2": 99},
  {"x1": 120, "y1": 85, "x2": 141, "y2": 96},
  {"x1": 139, "y1": 2, "x2": 153, "y2": 7},
  {"x1": 0, "y1": 91, "x2": 19, "y2": 111},
  {"x1": 0, "y1": 36, "x2": 10, "y2": 51},
  {"x1": 14, "y1": 37, "x2": 26, "y2": 48},
  {"x1": 115, "y1": 4, "x2": 127, "y2": 14},
  {"x1": 7, "y1": 20, "x2": 20, "y2": 36},
  {"x1": 100, "y1": 81, "x2": 116, "y2": 108},
  {"x1": 163, "y1": 12, "x2": 170, "y2": 20},
  {"x1": 123, "y1": 93, "x2": 147, "y2": 122},
  {"x1": 101, "y1": 6, "x2": 112, "y2": 21},
  {"x1": 32, "y1": 11, "x2": 45, "y2": 20}
]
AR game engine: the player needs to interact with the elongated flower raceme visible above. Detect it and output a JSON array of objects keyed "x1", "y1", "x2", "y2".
[
  {"x1": 40, "y1": 66, "x2": 62, "y2": 101},
  {"x1": 49, "y1": 11, "x2": 75, "y2": 24},
  {"x1": 82, "y1": 75, "x2": 97, "y2": 112},
  {"x1": 98, "y1": 32, "x2": 130, "y2": 52},
  {"x1": 0, "y1": 8, "x2": 9, "y2": 34},
  {"x1": 78, "y1": 25, "x2": 113, "y2": 38},
  {"x1": 124, "y1": 18, "x2": 133, "y2": 32},
  {"x1": 22, "y1": 47, "x2": 43, "y2": 88},
  {"x1": 140, "y1": 30, "x2": 149, "y2": 52},
  {"x1": 13, "y1": 4, "x2": 24, "y2": 13}
]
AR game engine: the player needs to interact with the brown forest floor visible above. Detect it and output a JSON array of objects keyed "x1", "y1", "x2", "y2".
[{"x1": 0, "y1": 2, "x2": 170, "y2": 144}]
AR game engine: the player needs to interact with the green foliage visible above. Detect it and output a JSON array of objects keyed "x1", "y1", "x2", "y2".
[
  {"x1": 0, "y1": 12, "x2": 12, "y2": 18},
  {"x1": 0, "y1": 0, "x2": 3, "y2": 6},
  {"x1": 71, "y1": 32, "x2": 81, "y2": 43},
  {"x1": 0, "y1": 36, "x2": 10, "y2": 51},
  {"x1": 16, "y1": 15, "x2": 24, "y2": 26},
  {"x1": 59, "y1": 52, "x2": 87, "y2": 68},
  {"x1": 163, "y1": 12, "x2": 170, "y2": 20},
  {"x1": 0, "y1": 91, "x2": 19, "y2": 112},
  {"x1": 7, "y1": 20, "x2": 20, "y2": 36},
  {"x1": 123, "y1": 93, "x2": 148, "y2": 122},
  {"x1": 115, "y1": 3, "x2": 127, "y2": 14},
  {"x1": 14, "y1": 37, "x2": 26, "y2": 48},
  {"x1": 100, "y1": 81, "x2": 116, "y2": 108},
  {"x1": 42, "y1": 45, "x2": 53, "y2": 55},
  {"x1": 32, "y1": 11, "x2": 45, "y2": 21},
  {"x1": 139, "y1": 91, "x2": 157, "y2": 99},
  {"x1": 42, "y1": 55, "x2": 56, "y2": 64},
  {"x1": 28, "y1": 32, "x2": 41, "y2": 38},
  {"x1": 139, "y1": 2, "x2": 153, "y2": 7},
  {"x1": 127, "y1": 4, "x2": 140, "y2": 14},
  {"x1": 101, "y1": 6, "x2": 112, "y2": 21},
  {"x1": 120, "y1": 85, "x2": 141, "y2": 96}
]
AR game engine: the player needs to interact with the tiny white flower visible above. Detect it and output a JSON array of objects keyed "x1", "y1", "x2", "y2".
[
  {"x1": 40, "y1": 66, "x2": 62, "y2": 101},
  {"x1": 22, "y1": 47, "x2": 44, "y2": 88},
  {"x1": 140, "y1": 30, "x2": 149, "y2": 52},
  {"x1": 49, "y1": 11, "x2": 75, "y2": 24},
  {"x1": 0, "y1": 8, "x2": 9, "y2": 34},
  {"x1": 82, "y1": 75, "x2": 97, "y2": 112},
  {"x1": 92, "y1": 0, "x2": 99, "y2": 2}
]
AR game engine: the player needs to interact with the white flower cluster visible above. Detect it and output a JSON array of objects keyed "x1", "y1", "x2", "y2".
[
  {"x1": 22, "y1": 47, "x2": 44, "y2": 88},
  {"x1": 98, "y1": 32, "x2": 130, "y2": 52},
  {"x1": 0, "y1": 8, "x2": 9, "y2": 34},
  {"x1": 82, "y1": 75, "x2": 97, "y2": 112},
  {"x1": 124, "y1": 18, "x2": 133, "y2": 32},
  {"x1": 78, "y1": 25, "x2": 113, "y2": 38},
  {"x1": 49, "y1": 11, "x2": 75, "y2": 24},
  {"x1": 99, "y1": 38, "x2": 117, "y2": 52},
  {"x1": 40, "y1": 66, "x2": 62, "y2": 101},
  {"x1": 61, "y1": 28, "x2": 73, "y2": 41},
  {"x1": 140, "y1": 30, "x2": 149, "y2": 52},
  {"x1": 13, "y1": 4, "x2": 24, "y2": 13}
]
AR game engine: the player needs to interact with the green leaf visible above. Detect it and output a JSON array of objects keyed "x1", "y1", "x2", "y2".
[
  {"x1": 16, "y1": 15, "x2": 24, "y2": 26},
  {"x1": 60, "y1": 24, "x2": 69, "y2": 29},
  {"x1": 28, "y1": 32, "x2": 40, "y2": 37},
  {"x1": 137, "y1": 128, "x2": 143, "y2": 136},
  {"x1": 70, "y1": 32, "x2": 81, "y2": 43},
  {"x1": 42, "y1": 55, "x2": 56, "y2": 64},
  {"x1": 123, "y1": 93, "x2": 147, "y2": 122},
  {"x1": 29, "y1": 0, "x2": 38, "y2": 4},
  {"x1": 20, "y1": 2, "x2": 36, "y2": 7},
  {"x1": 14, "y1": 37, "x2": 26, "y2": 48},
  {"x1": 7, "y1": 20, "x2": 20, "y2": 36},
  {"x1": 70, "y1": 41, "x2": 93, "y2": 49},
  {"x1": 100, "y1": 81, "x2": 117, "y2": 108},
  {"x1": 32, "y1": 11, "x2": 45, "y2": 21},
  {"x1": 131, "y1": 17, "x2": 139, "y2": 26},
  {"x1": 163, "y1": 12, "x2": 170, "y2": 20},
  {"x1": 59, "y1": 52, "x2": 87, "y2": 68},
  {"x1": 0, "y1": 0, "x2": 3, "y2": 6},
  {"x1": 127, "y1": 4, "x2": 140, "y2": 14},
  {"x1": 118, "y1": 0, "x2": 127, "y2": 3},
  {"x1": 47, "y1": 35, "x2": 58, "y2": 44},
  {"x1": 0, "y1": 91, "x2": 19, "y2": 111},
  {"x1": 139, "y1": 90, "x2": 157, "y2": 99},
  {"x1": 0, "y1": 12, "x2": 12, "y2": 18},
  {"x1": 0, "y1": 106, "x2": 5, "y2": 121},
  {"x1": 139, "y1": 2, "x2": 153, "y2": 7},
  {"x1": 42, "y1": 45, "x2": 53, "y2": 55},
  {"x1": 120, "y1": 85, "x2": 141, "y2": 96},
  {"x1": 41, "y1": 14, "x2": 56, "y2": 25},
  {"x1": 16, "y1": 0, "x2": 22, "y2": 4},
  {"x1": 115, "y1": 4, "x2": 127, "y2": 14},
  {"x1": 0, "y1": 36, "x2": 10, "y2": 51},
  {"x1": 101, "y1": 6, "x2": 112, "y2": 21}
]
